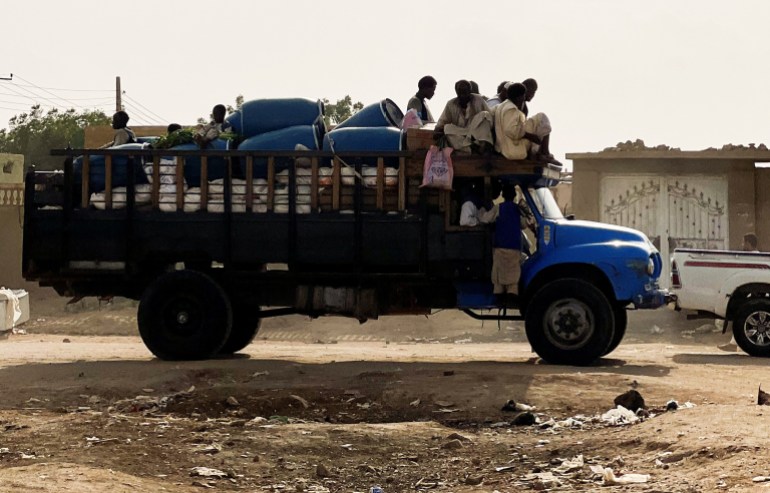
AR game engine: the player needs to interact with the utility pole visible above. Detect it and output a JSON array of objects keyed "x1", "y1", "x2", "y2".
[{"x1": 115, "y1": 76, "x2": 122, "y2": 112}]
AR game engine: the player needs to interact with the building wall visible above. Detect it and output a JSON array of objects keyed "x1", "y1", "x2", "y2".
[
  {"x1": 755, "y1": 169, "x2": 770, "y2": 251},
  {"x1": 84, "y1": 125, "x2": 169, "y2": 148},
  {"x1": 0, "y1": 153, "x2": 24, "y2": 287}
]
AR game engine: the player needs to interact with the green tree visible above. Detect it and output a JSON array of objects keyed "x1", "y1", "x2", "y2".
[
  {"x1": 0, "y1": 105, "x2": 110, "y2": 171},
  {"x1": 323, "y1": 95, "x2": 364, "y2": 127}
]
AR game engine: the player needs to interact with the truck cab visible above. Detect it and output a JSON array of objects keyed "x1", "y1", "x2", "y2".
[{"x1": 22, "y1": 127, "x2": 667, "y2": 365}]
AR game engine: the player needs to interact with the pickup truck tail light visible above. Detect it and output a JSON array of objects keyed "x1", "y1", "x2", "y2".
[{"x1": 671, "y1": 259, "x2": 682, "y2": 288}]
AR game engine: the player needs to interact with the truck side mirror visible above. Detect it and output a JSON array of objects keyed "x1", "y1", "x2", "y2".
[{"x1": 565, "y1": 214, "x2": 575, "y2": 221}]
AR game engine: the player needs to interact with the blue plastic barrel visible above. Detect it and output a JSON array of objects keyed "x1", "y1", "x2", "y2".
[
  {"x1": 322, "y1": 126, "x2": 404, "y2": 167},
  {"x1": 136, "y1": 136, "x2": 159, "y2": 145},
  {"x1": 237, "y1": 125, "x2": 322, "y2": 178},
  {"x1": 73, "y1": 143, "x2": 150, "y2": 193},
  {"x1": 169, "y1": 139, "x2": 230, "y2": 187},
  {"x1": 335, "y1": 99, "x2": 404, "y2": 129},
  {"x1": 227, "y1": 98, "x2": 325, "y2": 138}
]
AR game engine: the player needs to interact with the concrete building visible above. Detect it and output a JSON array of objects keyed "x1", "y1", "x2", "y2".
[
  {"x1": 568, "y1": 141, "x2": 770, "y2": 286},
  {"x1": 0, "y1": 153, "x2": 25, "y2": 287}
]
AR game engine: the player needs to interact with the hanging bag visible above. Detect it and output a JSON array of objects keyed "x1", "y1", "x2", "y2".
[{"x1": 419, "y1": 144, "x2": 454, "y2": 190}]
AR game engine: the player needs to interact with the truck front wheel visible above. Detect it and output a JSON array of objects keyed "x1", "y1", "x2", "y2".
[
  {"x1": 733, "y1": 299, "x2": 770, "y2": 357},
  {"x1": 525, "y1": 279, "x2": 615, "y2": 365},
  {"x1": 138, "y1": 270, "x2": 232, "y2": 360}
]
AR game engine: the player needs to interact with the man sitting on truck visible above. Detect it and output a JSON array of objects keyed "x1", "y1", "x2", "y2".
[
  {"x1": 493, "y1": 82, "x2": 555, "y2": 163},
  {"x1": 100, "y1": 111, "x2": 136, "y2": 148},
  {"x1": 407, "y1": 75, "x2": 436, "y2": 123},
  {"x1": 194, "y1": 104, "x2": 233, "y2": 148},
  {"x1": 480, "y1": 183, "x2": 523, "y2": 301},
  {"x1": 433, "y1": 79, "x2": 494, "y2": 154}
]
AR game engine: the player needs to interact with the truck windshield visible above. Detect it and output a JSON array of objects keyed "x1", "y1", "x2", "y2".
[{"x1": 529, "y1": 187, "x2": 564, "y2": 220}]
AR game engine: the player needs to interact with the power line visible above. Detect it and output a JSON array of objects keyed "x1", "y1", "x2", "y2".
[
  {"x1": 0, "y1": 80, "x2": 76, "y2": 112},
  {"x1": 12, "y1": 74, "x2": 86, "y2": 110},
  {"x1": 9, "y1": 83, "x2": 111, "y2": 93},
  {"x1": 122, "y1": 93, "x2": 168, "y2": 123}
]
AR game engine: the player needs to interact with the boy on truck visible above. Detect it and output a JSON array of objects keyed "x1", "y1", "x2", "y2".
[{"x1": 480, "y1": 183, "x2": 523, "y2": 302}]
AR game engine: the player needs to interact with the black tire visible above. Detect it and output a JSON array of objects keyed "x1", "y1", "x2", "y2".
[
  {"x1": 733, "y1": 299, "x2": 770, "y2": 357},
  {"x1": 602, "y1": 305, "x2": 628, "y2": 356},
  {"x1": 138, "y1": 270, "x2": 232, "y2": 360},
  {"x1": 525, "y1": 279, "x2": 615, "y2": 366},
  {"x1": 219, "y1": 301, "x2": 261, "y2": 354}
]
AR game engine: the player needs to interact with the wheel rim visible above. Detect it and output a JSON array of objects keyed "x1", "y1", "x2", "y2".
[
  {"x1": 162, "y1": 296, "x2": 203, "y2": 338},
  {"x1": 743, "y1": 310, "x2": 770, "y2": 347},
  {"x1": 543, "y1": 298, "x2": 595, "y2": 350}
]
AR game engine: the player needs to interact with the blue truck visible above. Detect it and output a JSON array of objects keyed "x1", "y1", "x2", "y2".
[{"x1": 22, "y1": 127, "x2": 668, "y2": 365}]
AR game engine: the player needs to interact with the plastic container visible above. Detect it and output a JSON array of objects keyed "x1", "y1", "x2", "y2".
[
  {"x1": 73, "y1": 143, "x2": 150, "y2": 193},
  {"x1": 335, "y1": 98, "x2": 403, "y2": 129},
  {"x1": 168, "y1": 139, "x2": 231, "y2": 187},
  {"x1": 322, "y1": 126, "x2": 404, "y2": 167},
  {"x1": 237, "y1": 125, "x2": 324, "y2": 179},
  {"x1": 227, "y1": 98, "x2": 325, "y2": 138}
]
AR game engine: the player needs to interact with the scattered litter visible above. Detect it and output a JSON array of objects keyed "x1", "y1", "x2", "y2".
[
  {"x1": 434, "y1": 400, "x2": 454, "y2": 408},
  {"x1": 614, "y1": 390, "x2": 645, "y2": 412},
  {"x1": 494, "y1": 465, "x2": 516, "y2": 472},
  {"x1": 590, "y1": 465, "x2": 650, "y2": 485},
  {"x1": 759, "y1": 385, "x2": 770, "y2": 406},
  {"x1": 196, "y1": 443, "x2": 222, "y2": 454},
  {"x1": 512, "y1": 412, "x2": 536, "y2": 426},
  {"x1": 501, "y1": 399, "x2": 535, "y2": 412},
  {"x1": 190, "y1": 467, "x2": 228, "y2": 478},
  {"x1": 650, "y1": 325, "x2": 664, "y2": 334},
  {"x1": 753, "y1": 476, "x2": 770, "y2": 483},
  {"x1": 251, "y1": 371, "x2": 270, "y2": 378},
  {"x1": 409, "y1": 399, "x2": 421, "y2": 407},
  {"x1": 601, "y1": 406, "x2": 638, "y2": 426},
  {"x1": 225, "y1": 396, "x2": 240, "y2": 407},
  {"x1": 290, "y1": 395, "x2": 310, "y2": 408},
  {"x1": 454, "y1": 337, "x2": 472, "y2": 344}
]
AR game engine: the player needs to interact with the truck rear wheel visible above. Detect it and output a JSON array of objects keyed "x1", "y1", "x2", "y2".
[
  {"x1": 525, "y1": 279, "x2": 615, "y2": 366},
  {"x1": 602, "y1": 305, "x2": 628, "y2": 356},
  {"x1": 138, "y1": 270, "x2": 232, "y2": 360},
  {"x1": 219, "y1": 302, "x2": 261, "y2": 354},
  {"x1": 733, "y1": 299, "x2": 770, "y2": 357}
]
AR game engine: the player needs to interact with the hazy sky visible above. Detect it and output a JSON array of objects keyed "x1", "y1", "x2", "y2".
[{"x1": 3, "y1": 0, "x2": 770, "y2": 165}]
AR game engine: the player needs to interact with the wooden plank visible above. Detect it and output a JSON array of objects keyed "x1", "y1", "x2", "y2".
[
  {"x1": 80, "y1": 154, "x2": 90, "y2": 208},
  {"x1": 245, "y1": 156, "x2": 254, "y2": 212},
  {"x1": 151, "y1": 155, "x2": 160, "y2": 210},
  {"x1": 398, "y1": 157, "x2": 406, "y2": 211},
  {"x1": 332, "y1": 157, "x2": 341, "y2": 210},
  {"x1": 376, "y1": 157, "x2": 385, "y2": 210},
  {"x1": 267, "y1": 156, "x2": 275, "y2": 211},
  {"x1": 176, "y1": 156, "x2": 184, "y2": 211},
  {"x1": 310, "y1": 157, "x2": 319, "y2": 210},
  {"x1": 200, "y1": 156, "x2": 209, "y2": 209},
  {"x1": 405, "y1": 154, "x2": 547, "y2": 178},
  {"x1": 104, "y1": 155, "x2": 112, "y2": 210}
]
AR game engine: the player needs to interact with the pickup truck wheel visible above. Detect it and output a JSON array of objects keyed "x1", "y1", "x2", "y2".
[
  {"x1": 602, "y1": 305, "x2": 628, "y2": 356},
  {"x1": 525, "y1": 279, "x2": 615, "y2": 366},
  {"x1": 219, "y1": 303, "x2": 261, "y2": 354},
  {"x1": 138, "y1": 270, "x2": 232, "y2": 360},
  {"x1": 733, "y1": 299, "x2": 770, "y2": 357}
]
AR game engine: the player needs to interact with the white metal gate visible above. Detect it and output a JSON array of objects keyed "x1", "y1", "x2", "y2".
[{"x1": 600, "y1": 175, "x2": 728, "y2": 287}]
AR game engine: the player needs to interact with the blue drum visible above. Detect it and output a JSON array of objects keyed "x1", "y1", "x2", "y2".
[{"x1": 334, "y1": 99, "x2": 403, "y2": 129}]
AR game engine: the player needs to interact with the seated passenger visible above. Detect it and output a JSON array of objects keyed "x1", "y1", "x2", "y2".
[
  {"x1": 459, "y1": 182, "x2": 488, "y2": 226},
  {"x1": 493, "y1": 82, "x2": 554, "y2": 163},
  {"x1": 406, "y1": 75, "x2": 437, "y2": 123},
  {"x1": 434, "y1": 80, "x2": 493, "y2": 154},
  {"x1": 100, "y1": 111, "x2": 136, "y2": 148},
  {"x1": 194, "y1": 104, "x2": 233, "y2": 148},
  {"x1": 486, "y1": 81, "x2": 509, "y2": 109}
]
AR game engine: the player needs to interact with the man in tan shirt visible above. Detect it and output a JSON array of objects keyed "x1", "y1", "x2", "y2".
[
  {"x1": 433, "y1": 80, "x2": 493, "y2": 154},
  {"x1": 493, "y1": 82, "x2": 553, "y2": 161}
]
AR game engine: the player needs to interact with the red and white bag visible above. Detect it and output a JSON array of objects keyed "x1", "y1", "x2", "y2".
[{"x1": 419, "y1": 145, "x2": 454, "y2": 190}]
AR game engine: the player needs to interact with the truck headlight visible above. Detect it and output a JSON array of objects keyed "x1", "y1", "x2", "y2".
[{"x1": 647, "y1": 256, "x2": 655, "y2": 276}]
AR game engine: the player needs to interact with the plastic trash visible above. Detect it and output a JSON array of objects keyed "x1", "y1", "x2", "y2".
[{"x1": 369, "y1": 486, "x2": 384, "y2": 493}]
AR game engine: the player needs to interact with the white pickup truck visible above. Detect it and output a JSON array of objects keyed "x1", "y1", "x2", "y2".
[{"x1": 671, "y1": 248, "x2": 770, "y2": 356}]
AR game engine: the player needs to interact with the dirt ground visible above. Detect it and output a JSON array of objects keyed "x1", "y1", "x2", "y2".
[{"x1": 2, "y1": 288, "x2": 770, "y2": 492}]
